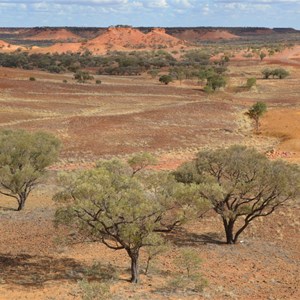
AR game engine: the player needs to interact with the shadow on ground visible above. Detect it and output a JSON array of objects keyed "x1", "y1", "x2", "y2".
[
  {"x1": 0, "y1": 254, "x2": 115, "y2": 286},
  {"x1": 0, "y1": 206, "x2": 17, "y2": 212},
  {"x1": 166, "y1": 228, "x2": 225, "y2": 247}
]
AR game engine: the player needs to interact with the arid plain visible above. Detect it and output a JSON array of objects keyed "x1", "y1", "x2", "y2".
[{"x1": 0, "y1": 27, "x2": 300, "y2": 299}]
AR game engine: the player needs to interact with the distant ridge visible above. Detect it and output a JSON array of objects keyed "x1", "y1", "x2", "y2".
[
  {"x1": 23, "y1": 28, "x2": 81, "y2": 41},
  {"x1": 82, "y1": 26, "x2": 186, "y2": 54},
  {"x1": 0, "y1": 26, "x2": 300, "y2": 54}
]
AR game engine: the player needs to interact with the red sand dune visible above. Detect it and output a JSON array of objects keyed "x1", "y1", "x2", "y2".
[
  {"x1": 171, "y1": 29, "x2": 206, "y2": 42},
  {"x1": 85, "y1": 27, "x2": 146, "y2": 53},
  {"x1": 91, "y1": 27, "x2": 146, "y2": 45},
  {"x1": 84, "y1": 27, "x2": 186, "y2": 54},
  {"x1": 0, "y1": 40, "x2": 25, "y2": 52},
  {"x1": 199, "y1": 30, "x2": 240, "y2": 41},
  {"x1": 30, "y1": 42, "x2": 83, "y2": 54},
  {"x1": 0, "y1": 40, "x2": 10, "y2": 47},
  {"x1": 24, "y1": 28, "x2": 81, "y2": 42},
  {"x1": 142, "y1": 28, "x2": 185, "y2": 47}
]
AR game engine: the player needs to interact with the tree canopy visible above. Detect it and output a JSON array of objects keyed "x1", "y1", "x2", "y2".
[
  {"x1": 174, "y1": 145, "x2": 300, "y2": 244},
  {"x1": 0, "y1": 130, "x2": 60, "y2": 210},
  {"x1": 262, "y1": 68, "x2": 289, "y2": 79},
  {"x1": 246, "y1": 101, "x2": 267, "y2": 132},
  {"x1": 159, "y1": 74, "x2": 173, "y2": 85},
  {"x1": 54, "y1": 157, "x2": 206, "y2": 283}
]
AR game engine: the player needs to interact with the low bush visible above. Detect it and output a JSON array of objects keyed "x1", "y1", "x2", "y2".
[
  {"x1": 78, "y1": 279, "x2": 111, "y2": 300},
  {"x1": 262, "y1": 68, "x2": 289, "y2": 79},
  {"x1": 246, "y1": 77, "x2": 256, "y2": 89},
  {"x1": 159, "y1": 74, "x2": 173, "y2": 85}
]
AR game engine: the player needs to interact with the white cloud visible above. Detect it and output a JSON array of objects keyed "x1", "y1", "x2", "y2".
[
  {"x1": 202, "y1": 3, "x2": 210, "y2": 15},
  {"x1": 171, "y1": 0, "x2": 193, "y2": 8},
  {"x1": 0, "y1": 0, "x2": 300, "y2": 27},
  {"x1": 0, "y1": 0, "x2": 129, "y2": 5},
  {"x1": 144, "y1": 0, "x2": 169, "y2": 8}
]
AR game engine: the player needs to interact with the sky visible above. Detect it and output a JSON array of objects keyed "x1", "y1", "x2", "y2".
[{"x1": 0, "y1": 0, "x2": 300, "y2": 29}]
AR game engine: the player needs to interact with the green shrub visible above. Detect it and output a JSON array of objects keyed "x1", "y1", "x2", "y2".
[
  {"x1": 29, "y1": 77, "x2": 36, "y2": 81},
  {"x1": 246, "y1": 77, "x2": 256, "y2": 89},
  {"x1": 78, "y1": 279, "x2": 111, "y2": 300},
  {"x1": 168, "y1": 274, "x2": 207, "y2": 293},
  {"x1": 74, "y1": 70, "x2": 94, "y2": 83},
  {"x1": 175, "y1": 248, "x2": 203, "y2": 278},
  {"x1": 206, "y1": 74, "x2": 226, "y2": 91},
  {"x1": 203, "y1": 85, "x2": 213, "y2": 93},
  {"x1": 262, "y1": 68, "x2": 289, "y2": 79},
  {"x1": 165, "y1": 248, "x2": 207, "y2": 293},
  {"x1": 159, "y1": 74, "x2": 173, "y2": 85},
  {"x1": 148, "y1": 68, "x2": 160, "y2": 79},
  {"x1": 259, "y1": 52, "x2": 266, "y2": 61},
  {"x1": 273, "y1": 68, "x2": 289, "y2": 79}
]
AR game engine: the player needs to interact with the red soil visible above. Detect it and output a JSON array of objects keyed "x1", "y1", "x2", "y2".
[
  {"x1": 171, "y1": 29, "x2": 205, "y2": 42},
  {"x1": 143, "y1": 28, "x2": 185, "y2": 47},
  {"x1": 262, "y1": 108, "x2": 300, "y2": 162},
  {"x1": 0, "y1": 40, "x2": 24, "y2": 52},
  {"x1": 213, "y1": 45, "x2": 300, "y2": 65},
  {"x1": 199, "y1": 30, "x2": 240, "y2": 41},
  {"x1": 266, "y1": 45, "x2": 300, "y2": 61},
  {"x1": 0, "y1": 40, "x2": 9, "y2": 47},
  {"x1": 83, "y1": 27, "x2": 186, "y2": 54},
  {"x1": 31, "y1": 42, "x2": 83, "y2": 54},
  {"x1": 26, "y1": 27, "x2": 186, "y2": 55},
  {"x1": 0, "y1": 63, "x2": 299, "y2": 299}
]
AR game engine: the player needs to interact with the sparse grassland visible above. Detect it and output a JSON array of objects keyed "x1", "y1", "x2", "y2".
[{"x1": 0, "y1": 43, "x2": 300, "y2": 299}]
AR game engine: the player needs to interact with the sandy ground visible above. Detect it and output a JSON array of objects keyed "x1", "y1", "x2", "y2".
[
  {"x1": 262, "y1": 109, "x2": 300, "y2": 162},
  {"x1": 0, "y1": 188, "x2": 299, "y2": 300}
]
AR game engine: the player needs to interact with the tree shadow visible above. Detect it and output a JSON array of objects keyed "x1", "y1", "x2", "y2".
[
  {"x1": 166, "y1": 228, "x2": 225, "y2": 247},
  {"x1": 0, "y1": 205, "x2": 17, "y2": 212},
  {"x1": 0, "y1": 253, "x2": 115, "y2": 287},
  {"x1": 192, "y1": 88, "x2": 205, "y2": 92}
]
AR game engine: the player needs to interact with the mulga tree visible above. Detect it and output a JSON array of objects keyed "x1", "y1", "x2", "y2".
[
  {"x1": 262, "y1": 68, "x2": 289, "y2": 79},
  {"x1": 246, "y1": 101, "x2": 267, "y2": 133},
  {"x1": 74, "y1": 70, "x2": 94, "y2": 83},
  {"x1": 127, "y1": 152, "x2": 157, "y2": 176},
  {"x1": 204, "y1": 74, "x2": 226, "y2": 92},
  {"x1": 0, "y1": 130, "x2": 60, "y2": 210},
  {"x1": 54, "y1": 158, "x2": 204, "y2": 283},
  {"x1": 174, "y1": 145, "x2": 300, "y2": 244},
  {"x1": 273, "y1": 68, "x2": 289, "y2": 79},
  {"x1": 262, "y1": 68, "x2": 272, "y2": 79},
  {"x1": 259, "y1": 52, "x2": 266, "y2": 61},
  {"x1": 198, "y1": 67, "x2": 226, "y2": 92},
  {"x1": 159, "y1": 74, "x2": 173, "y2": 85}
]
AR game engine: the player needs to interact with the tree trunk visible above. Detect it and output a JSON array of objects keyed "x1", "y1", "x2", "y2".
[
  {"x1": 223, "y1": 218, "x2": 235, "y2": 244},
  {"x1": 255, "y1": 118, "x2": 259, "y2": 133},
  {"x1": 233, "y1": 221, "x2": 250, "y2": 244},
  {"x1": 17, "y1": 194, "x2": 26, "y2": 211},
  {"x1": 145, "y1": 257, "x2": 151, "y2": 275},
  {"x1": 130, "y1": 252, "x2": 139, "y2": 283}
]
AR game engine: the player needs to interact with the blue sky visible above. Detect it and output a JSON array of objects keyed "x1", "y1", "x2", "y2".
[{"x1": 0, "y1": 0, "x2": 300, "y2": 28}]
